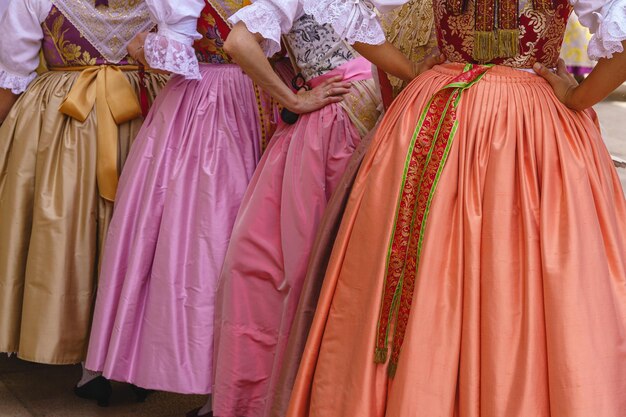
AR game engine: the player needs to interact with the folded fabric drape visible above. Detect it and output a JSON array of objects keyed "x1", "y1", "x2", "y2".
[{"x1": 56, "y1": 65, "x2": 142, "y2": 201}]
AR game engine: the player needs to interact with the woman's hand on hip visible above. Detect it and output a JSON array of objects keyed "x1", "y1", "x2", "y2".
[{"x1": 290, "y1": 75, "x2": 352, "y2": 114}]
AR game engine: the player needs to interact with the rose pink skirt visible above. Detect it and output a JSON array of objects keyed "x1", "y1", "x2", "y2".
[{"x1": 212, "y1": 62, "x2": 372, "y2": 417}]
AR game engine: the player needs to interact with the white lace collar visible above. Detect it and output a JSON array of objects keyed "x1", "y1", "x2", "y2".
[{"x1": 51, "y1": 0, "x2": 156, "y2": 63}]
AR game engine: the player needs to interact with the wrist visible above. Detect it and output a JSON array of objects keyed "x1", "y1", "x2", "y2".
[
  {"x1": 134, "y1": 46, "x2": 145, "y2": 61},
  {"x1": 565, "y1": 85, "x2": 585, "y2": 111},
  {"x1": 399, "y1": 61, "x2": 417, "y2": 83},
  {"x1": 283, "y1": 93, "x2": 301, "y2": 113}
]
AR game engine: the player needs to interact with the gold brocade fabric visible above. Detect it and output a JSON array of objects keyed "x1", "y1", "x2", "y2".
[
  {"x1": 0, "y1": 70, "x2": 167, "y2": 364},
  {"x1": 338, "y1": 79, "x2": 381, "y2": 137},
  {"x1": 436, "y1": 0, "x2": 571, "y2": 68},
  {"x1": 382, "y1": 0, "x2": 439, "y2": 97},
  {"x1": 36, "y1": 51, "x2": 48, "y2": 75},
  {"x1": 44, "y1": 10, "x2": 99, "y2": 66},
  {"x1": 208, "y1": 0, "x2": 252, "y2": 25}
]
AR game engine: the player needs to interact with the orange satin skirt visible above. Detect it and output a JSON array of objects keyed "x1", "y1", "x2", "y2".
[{"x1": 287, "y1": 63, "x2": 626, "y2": 417}]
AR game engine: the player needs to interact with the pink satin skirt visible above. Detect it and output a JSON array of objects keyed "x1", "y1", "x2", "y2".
[
  {"x1": 212, "y1": 60, "x2": 371, "y2": 417},
  {"x1": 85, "y1": 64, "x2": 262, "y2": 394},
  {"x1": 287, "y1": 63, "x2": 626, "y2": 417}
]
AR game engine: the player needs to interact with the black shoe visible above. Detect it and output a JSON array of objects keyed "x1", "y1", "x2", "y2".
[
  {"x1": 74, "y1": 376, "x2": 112, "y2": 407},
  {"x1": 130, "y1": 384, "x2": 153, "y2": 402}
]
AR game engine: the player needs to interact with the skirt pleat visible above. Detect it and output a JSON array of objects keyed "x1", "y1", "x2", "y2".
[
  {"x1": 212, "y1": 89, "x2": 365, "y2": 417},
  {"x1": 0, "y1": 70, "x2": 166, "y2": 365},
  {"x1": 85, "y1": 64, "x2": 262, "y2": 394},
  {"x1": 288, "y1": 64, "x2": 626, "y2": 417}
]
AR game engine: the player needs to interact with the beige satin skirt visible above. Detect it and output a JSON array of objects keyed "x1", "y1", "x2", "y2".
[{"x1": 0, "y1": 70, "x2": 167, "y2": 364}]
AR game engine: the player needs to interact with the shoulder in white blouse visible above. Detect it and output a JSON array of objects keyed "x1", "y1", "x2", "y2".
[
  {"x1": 229, "y1": 0, "x2": 406, "y2": 54},
  {"x1": 302, "y1": 0, "x2": 405, "y2": 45},
  {"x1": 229, "y1": 0, "x2": 305, "y2": 57},
  {"x1": 0, "y1": 0, "x2": 52, "y2": 93},
  {"x1": 572, "y1": 0, "x2": 626, "y2": 59}
]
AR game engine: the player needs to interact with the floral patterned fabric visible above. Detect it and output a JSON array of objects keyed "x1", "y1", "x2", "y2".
[
  {"x1": 284, "y1": 14, "x2": 355, "y2": 80},
  {"x1": 51, "y1": 0, "x2": 155, "y2": 64},
  {"x1": 382, "y1": 0, "x2": 438, "y2": 96},
  {"x1": 193, "y1": 0, "x2": 235, "y2": 64},
  {"x1": 230, "y1": 0, "x2": 356, "y2": 81},
  {"x1": 42, "y1": 6, "x2": 135, "y2": 67},
  {"x1": 436, "y1": 0, "x2": 571, "y2": 68}
]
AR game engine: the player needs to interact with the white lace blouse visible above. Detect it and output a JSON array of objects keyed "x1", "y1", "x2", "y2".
[
  {"x1": 301, "y1": 0, "x2": 626, "y2": 60},
  {"x1": 0, "y1": 0, "x2": 202, "y2": 95},
  {"x1": 575, "y1": 0, "x2": 626, "y2": 59},
  {"x1": 229, "y1": 0, "x2": 357, "y2": 80},
  {"x1": 143, "y1": 0, "x2": 204, "y2": 80},
  {"x1": 0, "y1": 0, "x2": 51, "y2": 94}
]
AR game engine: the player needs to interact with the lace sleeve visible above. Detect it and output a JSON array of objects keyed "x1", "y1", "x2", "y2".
[
  {"x1": 229, "y1": 1, "x2": 285, "y2": 57},
  {"x1": 0, "y1": 0, "x2": 50, "y2": 93},
  {"x1": 0, "y1": 69, "x2": 37, "y2": 94},
  {"x1": 585, "y1": 0, "x2": 626, "y2": 60},
  {"x1": 144, "y1": 32, "x2": 201, "y2": 79},
  {"x1": 302, "y1": 0, "x2": 391, "y2": 45}
]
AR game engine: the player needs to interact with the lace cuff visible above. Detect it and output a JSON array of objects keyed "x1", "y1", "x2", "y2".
[
  {"x1": 0, "y1": 68, "x2": 37, "y2": 94},
  {"x1": 229, "y1": 1, "x2": 283, "y2": 57},
  {"x1": 303, "y1": 0, "x2": 386, "y2": 45},
  {"x1": 144, "y1": 33, "x2": 202, "y2": 80},
  {"x1": 587, "y1": 0, "x2": 626, "y2": 60}
]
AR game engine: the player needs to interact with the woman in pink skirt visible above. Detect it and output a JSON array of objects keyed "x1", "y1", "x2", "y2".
[
  {"x1": 208, "y1": 0, "x2": 442, "y2": 416},
  {"x1": 83, "y1": 0, "x2": 317, "y2": 411}
]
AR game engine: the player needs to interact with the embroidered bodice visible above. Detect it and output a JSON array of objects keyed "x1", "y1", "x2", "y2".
[
  {"x1": 42, "y1": 6, "x2": 139, "y2": 67},
  {"x1": 382, "y1": 0, "x2": 438, "y2": 95},
  {"x1": 51, "y1": 0, "x2": 155, "y2": 63},
  {"x1": 0, "y1": 0, "x2": 154, "y2": 93},
  {"x1": 301, "y1": 0, "x2": 626, "y2": 67},
  {"x1": 437, "y1": 0, "x2": 571, "y2": 68},
  {"x1": 229, "y1": 0, "x2": 356, "y2": 81},
  {"x1": 284, "y1": 14, "x2": 355, "y2": 80},
  {"x1": 193, "y1": 1, "x2": 233, "y2": 64}
]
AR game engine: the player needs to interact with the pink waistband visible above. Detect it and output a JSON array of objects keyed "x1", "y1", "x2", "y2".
[{"x1": 308, "y1": 57, "x2": 372, "y2": 88}]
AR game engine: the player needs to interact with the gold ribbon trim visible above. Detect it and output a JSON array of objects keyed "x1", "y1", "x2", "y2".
[{"x1": 57, "y1": 65, "x2": 142, "y2": 201}]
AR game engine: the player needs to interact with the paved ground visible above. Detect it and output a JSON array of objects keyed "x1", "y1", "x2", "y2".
[
  {"x1": 596, "y1": 100, "x2": 626, "y2": 191},
  {"x1": 0, "y1": 356, "x2": 204, "y2": 417},
  {"x1": 1, "y1": 98, "x2": 624, "y2": 417}
]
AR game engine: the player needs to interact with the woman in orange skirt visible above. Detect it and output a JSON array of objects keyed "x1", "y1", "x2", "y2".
[{"x1": 286, "y1": 0, "x2": 626, "y2": 415}]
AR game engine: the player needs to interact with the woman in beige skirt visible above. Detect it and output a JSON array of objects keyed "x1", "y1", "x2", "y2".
[{"x1": 0, "y1": 0, "x2": 166, "y2": 371}]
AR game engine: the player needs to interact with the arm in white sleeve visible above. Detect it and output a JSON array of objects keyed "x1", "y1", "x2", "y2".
[
  {"x1": 143, "y1": 0, "x2": 205, "y2": 79},
  {"x1": 302, "y1": 0, "x2": 406, "y2": 45},
  {"x1": 573, "y1": 0, "x2": 626, "y2": 59},
  {"x1": 0, "y1": 0, "x2": 51, "y2": 93},
  {"x1": 228, "y1": 0, "x2": 300, "y2": 57}
]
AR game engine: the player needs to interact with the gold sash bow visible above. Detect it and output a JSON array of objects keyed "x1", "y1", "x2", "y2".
[{"x1": 58, "y1": 65, "x2": 142, "y2": 201}]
